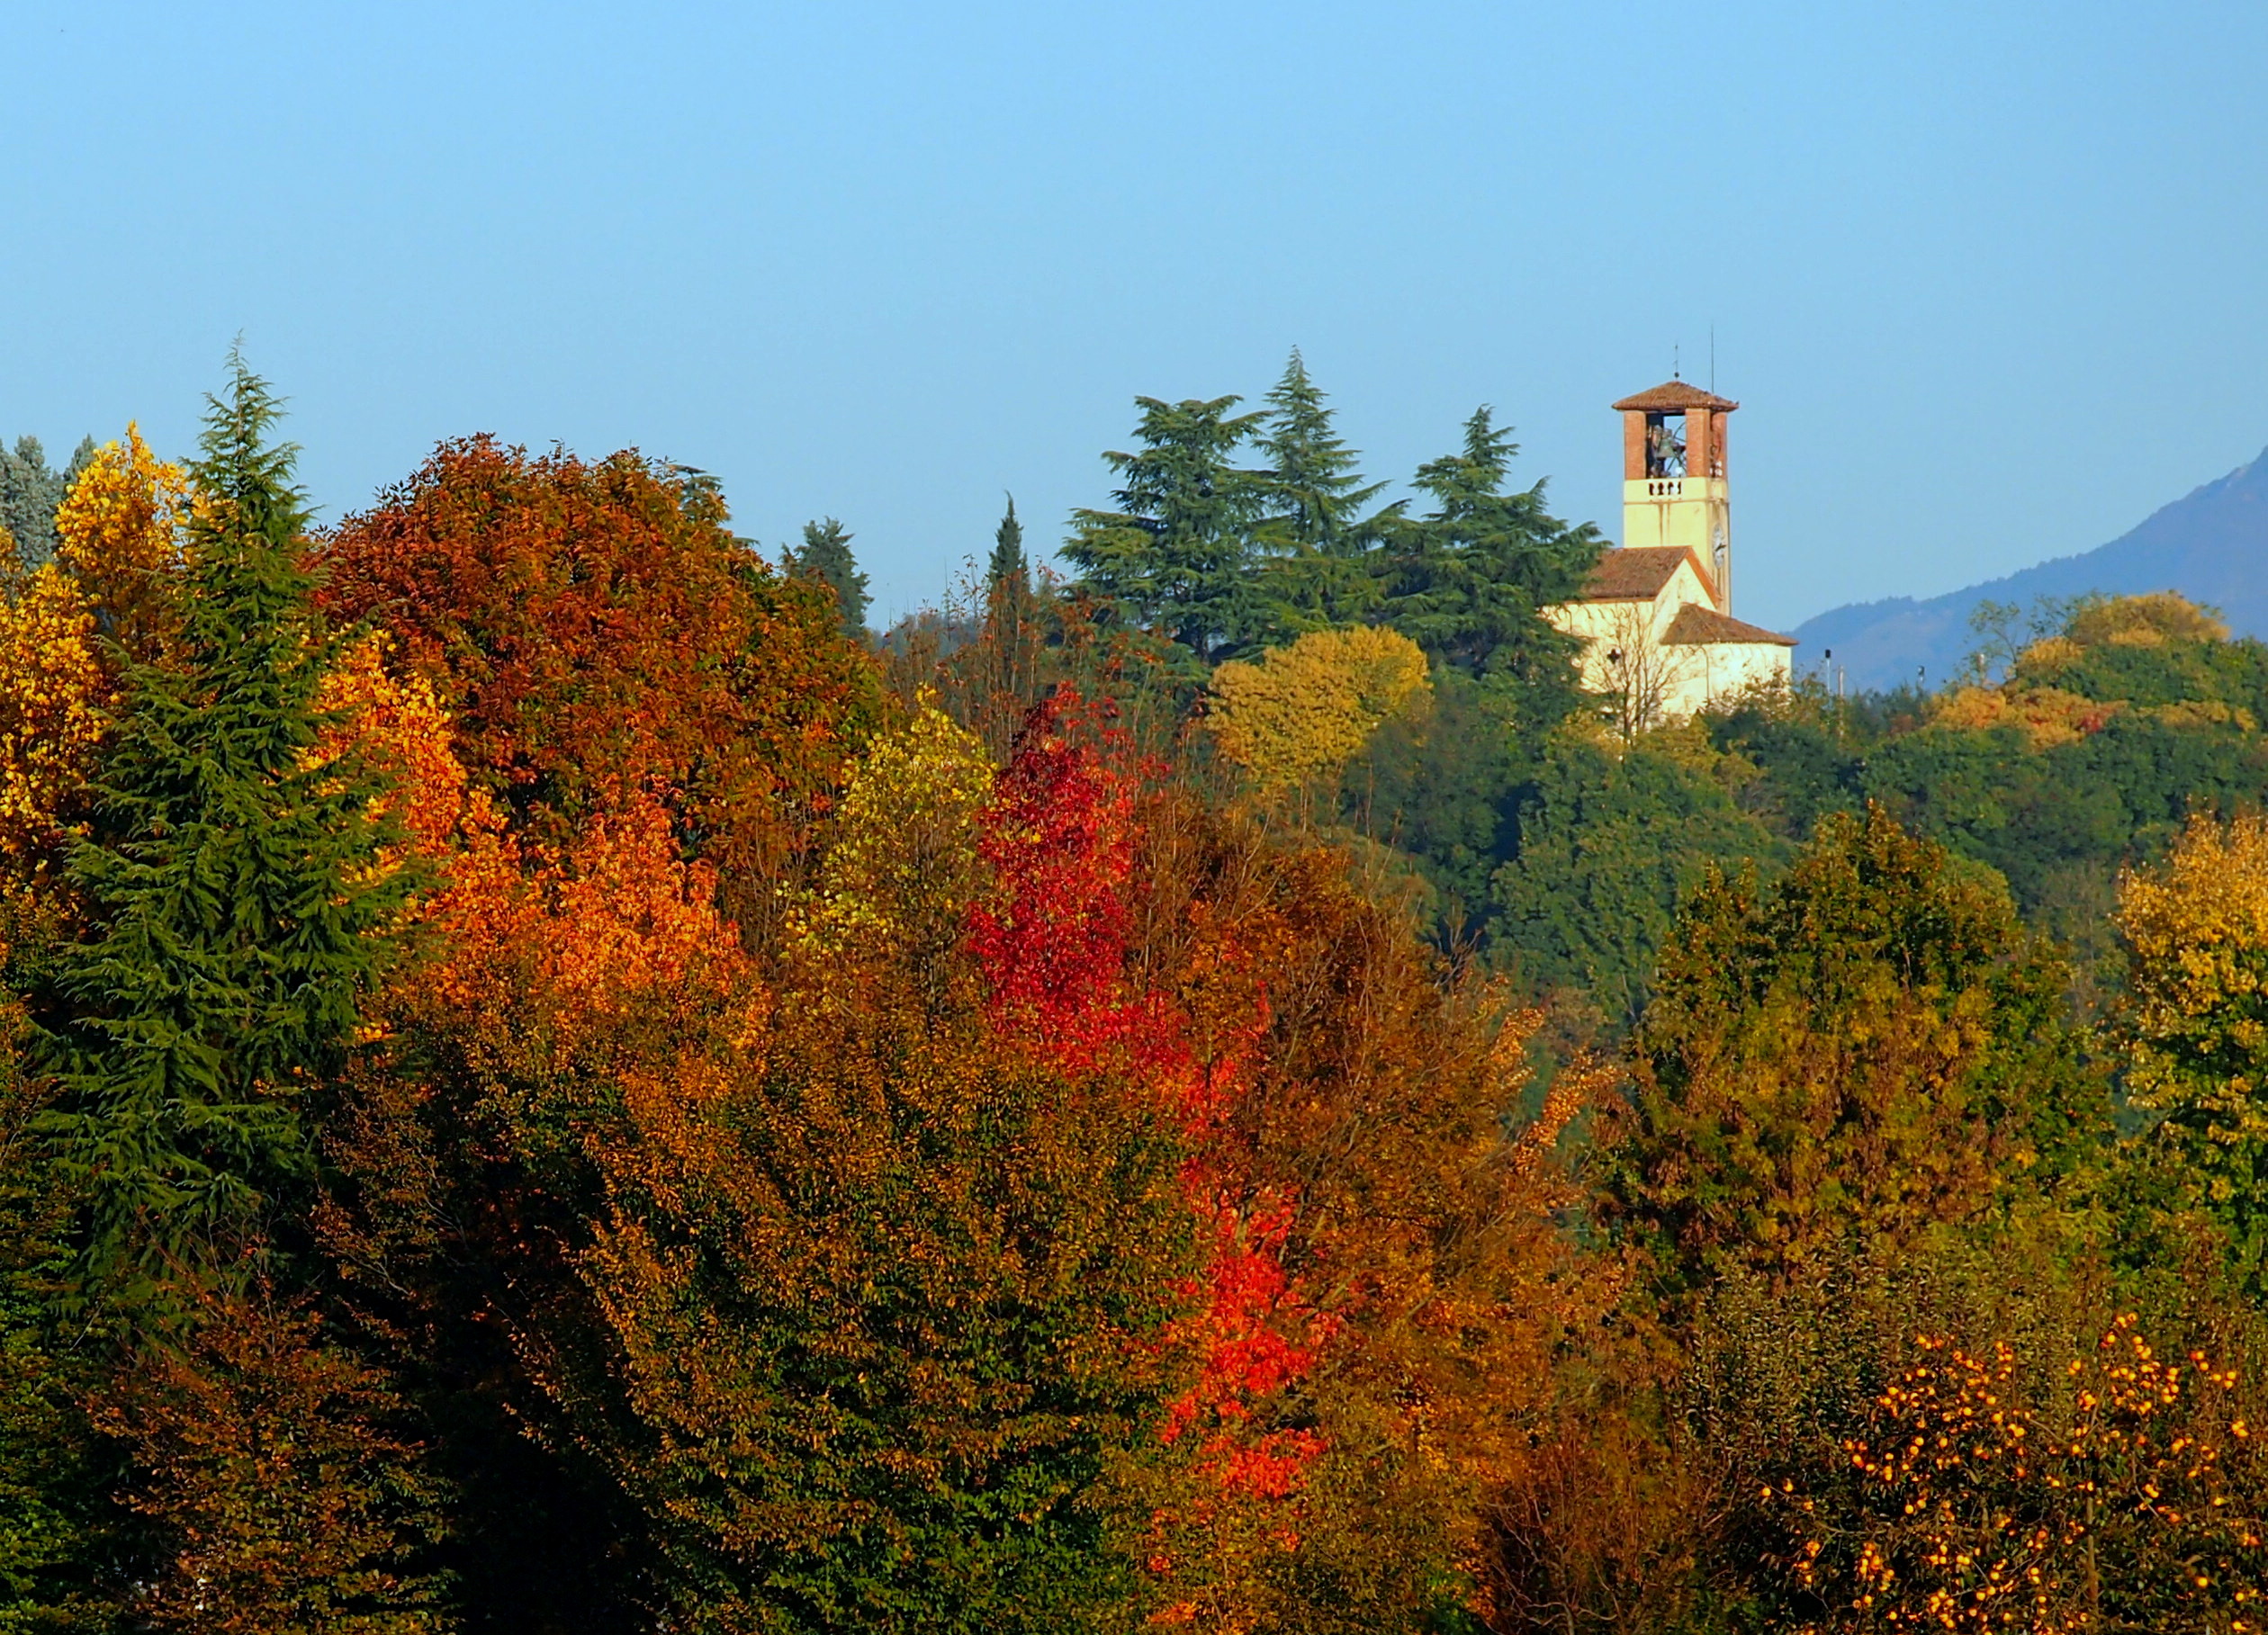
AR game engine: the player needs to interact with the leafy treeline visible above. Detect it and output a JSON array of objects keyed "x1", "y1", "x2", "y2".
[
  {"x1": 980, "y1": 354, "x2": 1613, "y2": 989},
  {"x1": 1688, "y1": 593, "x2": 2268, "y2": 1010},
  {"x1": 0, "y1": 364, "x2": 1597, "y2": 1633},
  {"x1": 1037, "y1": 355, "x2": 2268, "y2": 1033},
  {"x1": 4, "y1": 356, "x2": 2268, "y2": 1634},
  {"x1": 982, "y1": 373, "x2": 2267, "y2": 1091},
  {"x1": 1466, "y1": 590, "x2": 2268, "y2": 1029}
]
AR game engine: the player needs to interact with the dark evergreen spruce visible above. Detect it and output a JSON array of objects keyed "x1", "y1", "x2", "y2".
[
  {"x1": 1254, "y1": 348, "x2": 1391, "y2": 630},
  {"x1": 38, "y1": 355, "x2": 412, "y2": 1318},
  {"x1": 1379, "y1": 405, "x2": 1602, "y2": 700},
  {"x1": 1063, "y1": 394, "x2": 1271, "y2": 663},
  {"x1": 1256, "y1": 348, "x2": 1387, "y2": 556}
]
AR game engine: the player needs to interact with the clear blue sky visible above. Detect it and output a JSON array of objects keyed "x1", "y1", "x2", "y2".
[{"x1": 4, "y1": 1, "x2": 2263, "y2": 633}]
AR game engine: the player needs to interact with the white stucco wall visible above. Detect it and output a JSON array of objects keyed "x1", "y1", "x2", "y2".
[
  {"x1": 1544, "y1": 552, "x2": 1794, "y2": 726},
  {"x1": 1544, "y1": 556, "x2": 1716, "y2": 696},
  {"x1": 1654, "y1": 639, "x2": 1792, "y2": 719}
]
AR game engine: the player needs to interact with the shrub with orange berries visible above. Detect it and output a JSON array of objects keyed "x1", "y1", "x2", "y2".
[{"x1": 1776, "y1": 1315, "x2": 2266, "y2": 1633}]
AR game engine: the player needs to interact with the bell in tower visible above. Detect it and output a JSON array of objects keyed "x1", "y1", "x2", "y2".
[
  {"x1": 1644, "y1": 411, "x2": 1687, "y2": 477},
  {"x1": 1613, "y1": 380, "x2": 1738, "y2": 613}
]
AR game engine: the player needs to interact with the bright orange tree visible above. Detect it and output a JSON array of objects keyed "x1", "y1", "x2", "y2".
[
  {"x1": 305, "y1": 436, "x2": 895, "y2": 1630},
  {"x1": 315, "y1": 435, "x2": 882, "y2": 888}
]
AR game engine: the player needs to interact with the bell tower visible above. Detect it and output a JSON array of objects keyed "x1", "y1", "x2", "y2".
[{"x1": 1613, "y1": 380, "x2": 1738, "y2": 613}]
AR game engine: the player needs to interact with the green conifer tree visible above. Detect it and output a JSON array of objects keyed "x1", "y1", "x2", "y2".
[
  {"x1": 1253, "y1": 350, "x2": 1390, "y2": 631},
  {"x1": 1379, "y1": 406, "x2": 1602, "y2": 732},
  {"x1": 1064, "y1": 394, "x2": 1270, "y2": 663},
  {"x1": 986, "y1": 493, "x2": 1029, "y2": 597},
  {"x1": 0, "y1": 974, "x2": 114, "y2": 1625},
  {"x1": 1256, "y1": 350, "x2": 1385, "y2": 552},
  {"x1": 0, "y1": 436, "x2": 76, "y2": 570},
  {"x1": 38, "y1": 355, "x2": 413, "y2": 1317},
  {"x1": 788, "y1": 517, "x2": 871, "y2": 642}
]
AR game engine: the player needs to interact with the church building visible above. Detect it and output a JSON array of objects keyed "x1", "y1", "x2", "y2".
[{"x1": 1545, "y1": 381, "x2": 1795, "y2": 725}]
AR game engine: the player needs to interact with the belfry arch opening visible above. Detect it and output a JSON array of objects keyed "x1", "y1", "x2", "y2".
[{"x1": 1644, "y1": 411, "x2": 1688, "y2": 479}]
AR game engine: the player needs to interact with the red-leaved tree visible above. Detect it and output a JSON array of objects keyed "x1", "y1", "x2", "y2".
[{"x1": 970, "y1": 692, "x2": 1609, "y2": 1632}]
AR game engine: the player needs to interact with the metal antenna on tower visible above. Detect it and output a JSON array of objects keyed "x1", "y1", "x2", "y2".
[
  {"x1": 1710, "y1": 323, "x2": 1716, "y2": 393},
  {"x1": 1673, "y1": 342, "x2": 1680, "y2": 380}
]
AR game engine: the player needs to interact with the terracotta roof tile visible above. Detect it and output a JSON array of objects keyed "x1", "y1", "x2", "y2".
[
  {"x1": 1579, "y1": 547, "x2": 1697, "y2": 601},
  {"x1": 1660, "y1": 603, "x2": 1796, "y2": 647},
  {"x1": 1611, "y1": 381, "x2": 1740, "y2": 413}
]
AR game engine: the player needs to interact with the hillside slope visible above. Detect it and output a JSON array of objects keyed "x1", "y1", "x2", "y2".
[{"x1": 1795, "y1": 445, "x2": 2268, "y2": 690}]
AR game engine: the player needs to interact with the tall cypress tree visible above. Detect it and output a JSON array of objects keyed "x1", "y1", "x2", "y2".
[
  {"x1": 39, "y1": 356, "x2": 411, "y2": 1317},
  {"x1": 986, "y1": 493, "x2": 1029, "y2": 597},
  {"x1": 788, "y1": 516, "x2": 870, "y2": 642}
]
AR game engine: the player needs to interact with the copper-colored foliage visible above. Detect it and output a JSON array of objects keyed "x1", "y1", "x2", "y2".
[
  {"x1": 967, "y1": 692, "x2": 1616, "y2": 1630},
  {"x1": 94, "y1": 1296, "x2": 449, "y2": 1635},
  {"x1": 316, "y1": 435, "x2": 880, "y2": 886}
]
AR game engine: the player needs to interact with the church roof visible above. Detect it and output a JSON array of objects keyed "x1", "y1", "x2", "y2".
[
  {"x1": 1660, "y1": 603, "x2": 1797, "y2": 647},
  {"x1": 1611, "y1": 381, "x2": 1740, "y2": 413},
  {"x1": 1579, "y1": 546, "x2": 1699, "y2": 601}
]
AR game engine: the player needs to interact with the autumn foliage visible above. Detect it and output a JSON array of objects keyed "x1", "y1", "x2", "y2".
[
  {"x1": 13, "y1": 370, "x2": 2268, "y2": 1634},
  {"x1": 1606, "y1": 806, "x2": 2102, "y2": 1292},
  {"x1": 315, "y1": 436, "x2": 880, "y2": 891},
  {"x1": 0, "y1": 424, "x2": 188, "y2": 890},
  {"x1": 94, "y1": 1296, "x2": 450, "y2": 1635},
  {"x1": 2118, "y1": 810, "x2": 2268, "y2": 1284},
  {"x1": 0, "y1": 557, "x2": 107, "y2": 879},
  {"x1": 1207, "y1": 624, "x2": 1430, "y2": 793},
  {"x1": 965, "y1": 693, "x2": 1609, "y2": 1630}
]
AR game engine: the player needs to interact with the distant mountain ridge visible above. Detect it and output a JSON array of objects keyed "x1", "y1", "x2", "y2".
[{"x1": 1792, "y1": 445, "x2": 2268, "y2": 692}]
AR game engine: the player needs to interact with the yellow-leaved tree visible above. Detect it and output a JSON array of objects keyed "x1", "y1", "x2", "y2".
[
  {"x1": 786, "y1": 698, "x2": 995, "y2": 975},
  {"x1": 1207, "y1": 626, "x2": 1427, "y2": 794},
  {"x1": 54, "y1": 422, "x2": 191, "y2": 669},
  {"x1": 0, "y1": 549, "x2": 109, "y2": 880},
  {"x1": 0, "y1": 425, "x2": 192, "y2": 890},
  {"x1": 2117, "y1": 810, "x2": 2268, "y2": 1283}
]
